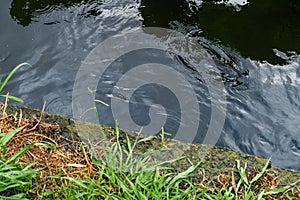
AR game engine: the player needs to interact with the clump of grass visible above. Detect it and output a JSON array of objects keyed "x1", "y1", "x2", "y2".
[
  {"x1": 0, "y1": 128, "x2": 39, "y2": 199},
  {"x1": 203, "y1": 159, "x2": 299, "y2": 200},
  {"x1": 46, "y1": 122, "x2": 201, "y2": 199}
]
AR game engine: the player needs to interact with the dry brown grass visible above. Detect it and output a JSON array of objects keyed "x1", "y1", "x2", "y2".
[{"x1": 0, "y1": 100, "x2": 100, "y2": 194}]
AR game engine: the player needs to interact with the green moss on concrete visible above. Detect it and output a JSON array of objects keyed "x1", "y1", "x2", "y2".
[{"x1": 3, "y1": 104, "x2": 300, "y2": 185}]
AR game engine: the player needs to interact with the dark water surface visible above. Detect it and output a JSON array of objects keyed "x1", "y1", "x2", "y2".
[{"x1": 1, "y1": 0, "x2": 300, "y2": 170}]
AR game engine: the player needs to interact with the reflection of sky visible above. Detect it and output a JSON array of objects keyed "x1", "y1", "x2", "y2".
[
  {"x1": 258, "y1": 57, "x2": 300, "y2": 168},
  {"x1": 187, "y1": 0, "x2": 249, "y2": 8},
  {"x1": 218, "y1": 0, "x2": 249, "y2": 6},
  {"x1": 224, "y1": 51, "x2": 300, "y2": 169}
]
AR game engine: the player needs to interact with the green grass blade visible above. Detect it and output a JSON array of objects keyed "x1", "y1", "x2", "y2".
[
  {"x1": 35, "y1": 142, "x2": 56, "y2": 150},
  {"x1": 62, "y1": 177, "x2": 89, "y2": 190},
  {"x1": 236, "y1": 160, "x2": 249, "y2": 186},
  {"x1": 169, "y1": 162, "x2": 200, "y2": 185},
  {"x1": 264, "y1": 185, "x2": 291, "y2": 195},
  {"x1": 0, "y1": 193, "x2": 27, "y2": 200},
  {"x1": 94, "y1": 99, "x2": 110, "y2": 107},
  {"x1": 0, "y1": 128, "x2": 21, "y2": 146},
  {"x1": 250, "y1": 158, "x2": 271, "y2": 184},
  {"x1": 137, "y1": 135, "x2": 156, "y2": 143},
  {"x1": 80, "y1": 107, "x2": 96, "y2": 119},
  {"x1": 0, "y1": 63, "x2": 31, "y2": 92},
  {"x1": 257, "y1": 191, "x2": 264, "y2": 200},
  {"x1": 4, "y1": 143, "x2": 33, "y2": 165},
  {"x1": 0, "y1": 94, "x2": 23, "y2": 102}
]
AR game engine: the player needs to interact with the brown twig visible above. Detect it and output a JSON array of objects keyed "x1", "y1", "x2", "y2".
[{"x1": 28, "y1": 100, "x2": 46, "y2": 131}]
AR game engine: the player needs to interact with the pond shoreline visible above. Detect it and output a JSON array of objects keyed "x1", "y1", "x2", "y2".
[{"x1": 4, "y1": 103, "x2": 300, "y2": 184}]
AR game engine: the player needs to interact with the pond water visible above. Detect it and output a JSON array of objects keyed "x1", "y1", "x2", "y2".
[{"x1": 1, "y1": 0, "x2": 300, "y2": 170}]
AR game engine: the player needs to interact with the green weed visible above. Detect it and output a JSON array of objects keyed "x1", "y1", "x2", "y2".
[{"x1": 0, "y1": 63, "x2": 31, "y2": 102}]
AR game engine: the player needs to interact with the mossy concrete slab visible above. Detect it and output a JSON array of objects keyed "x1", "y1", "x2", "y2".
[{"x1": 3, "y1": 104, "x2": 300, "y2": 184}]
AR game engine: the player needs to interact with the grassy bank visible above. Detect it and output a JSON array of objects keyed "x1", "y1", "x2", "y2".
[{"x1": 0, "y1": 101, "x2": 299, "y2": 199}]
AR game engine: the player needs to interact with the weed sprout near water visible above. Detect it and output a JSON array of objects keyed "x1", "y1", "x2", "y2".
[{"x1": 0, "y1": 63, "x2": 31, "y2": 102}]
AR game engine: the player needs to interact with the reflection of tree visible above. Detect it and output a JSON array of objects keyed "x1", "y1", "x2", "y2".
[
  {"x1": 140, "y1": 0, "x2": 300, "y2": 63},
  {"x1": 9, "y1": 0, "x2": 300, "y2": 62},
  {"x1": 292, "y1": 0, "x2": 300, "y2": 11},
  {"x1": 10, "y1": 0, "x2": 101, "y2": 26},
  {"x1": 140, "y1": 0, "x2": 193, "y2": 28}
]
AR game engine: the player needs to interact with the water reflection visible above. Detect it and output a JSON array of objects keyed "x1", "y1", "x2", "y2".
[
  {"x1": 10, "y1": 0, "x2": 101, "y2": 26},
  {"x1": 222, "y1": 53, "x2": 300, "y2": 169},
  {"x1": 140, "y1": 0, "x2": 300, "y2": 63},
  {"x1": 10, "y1": 0, "x2": 300, "y2": 63}
]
